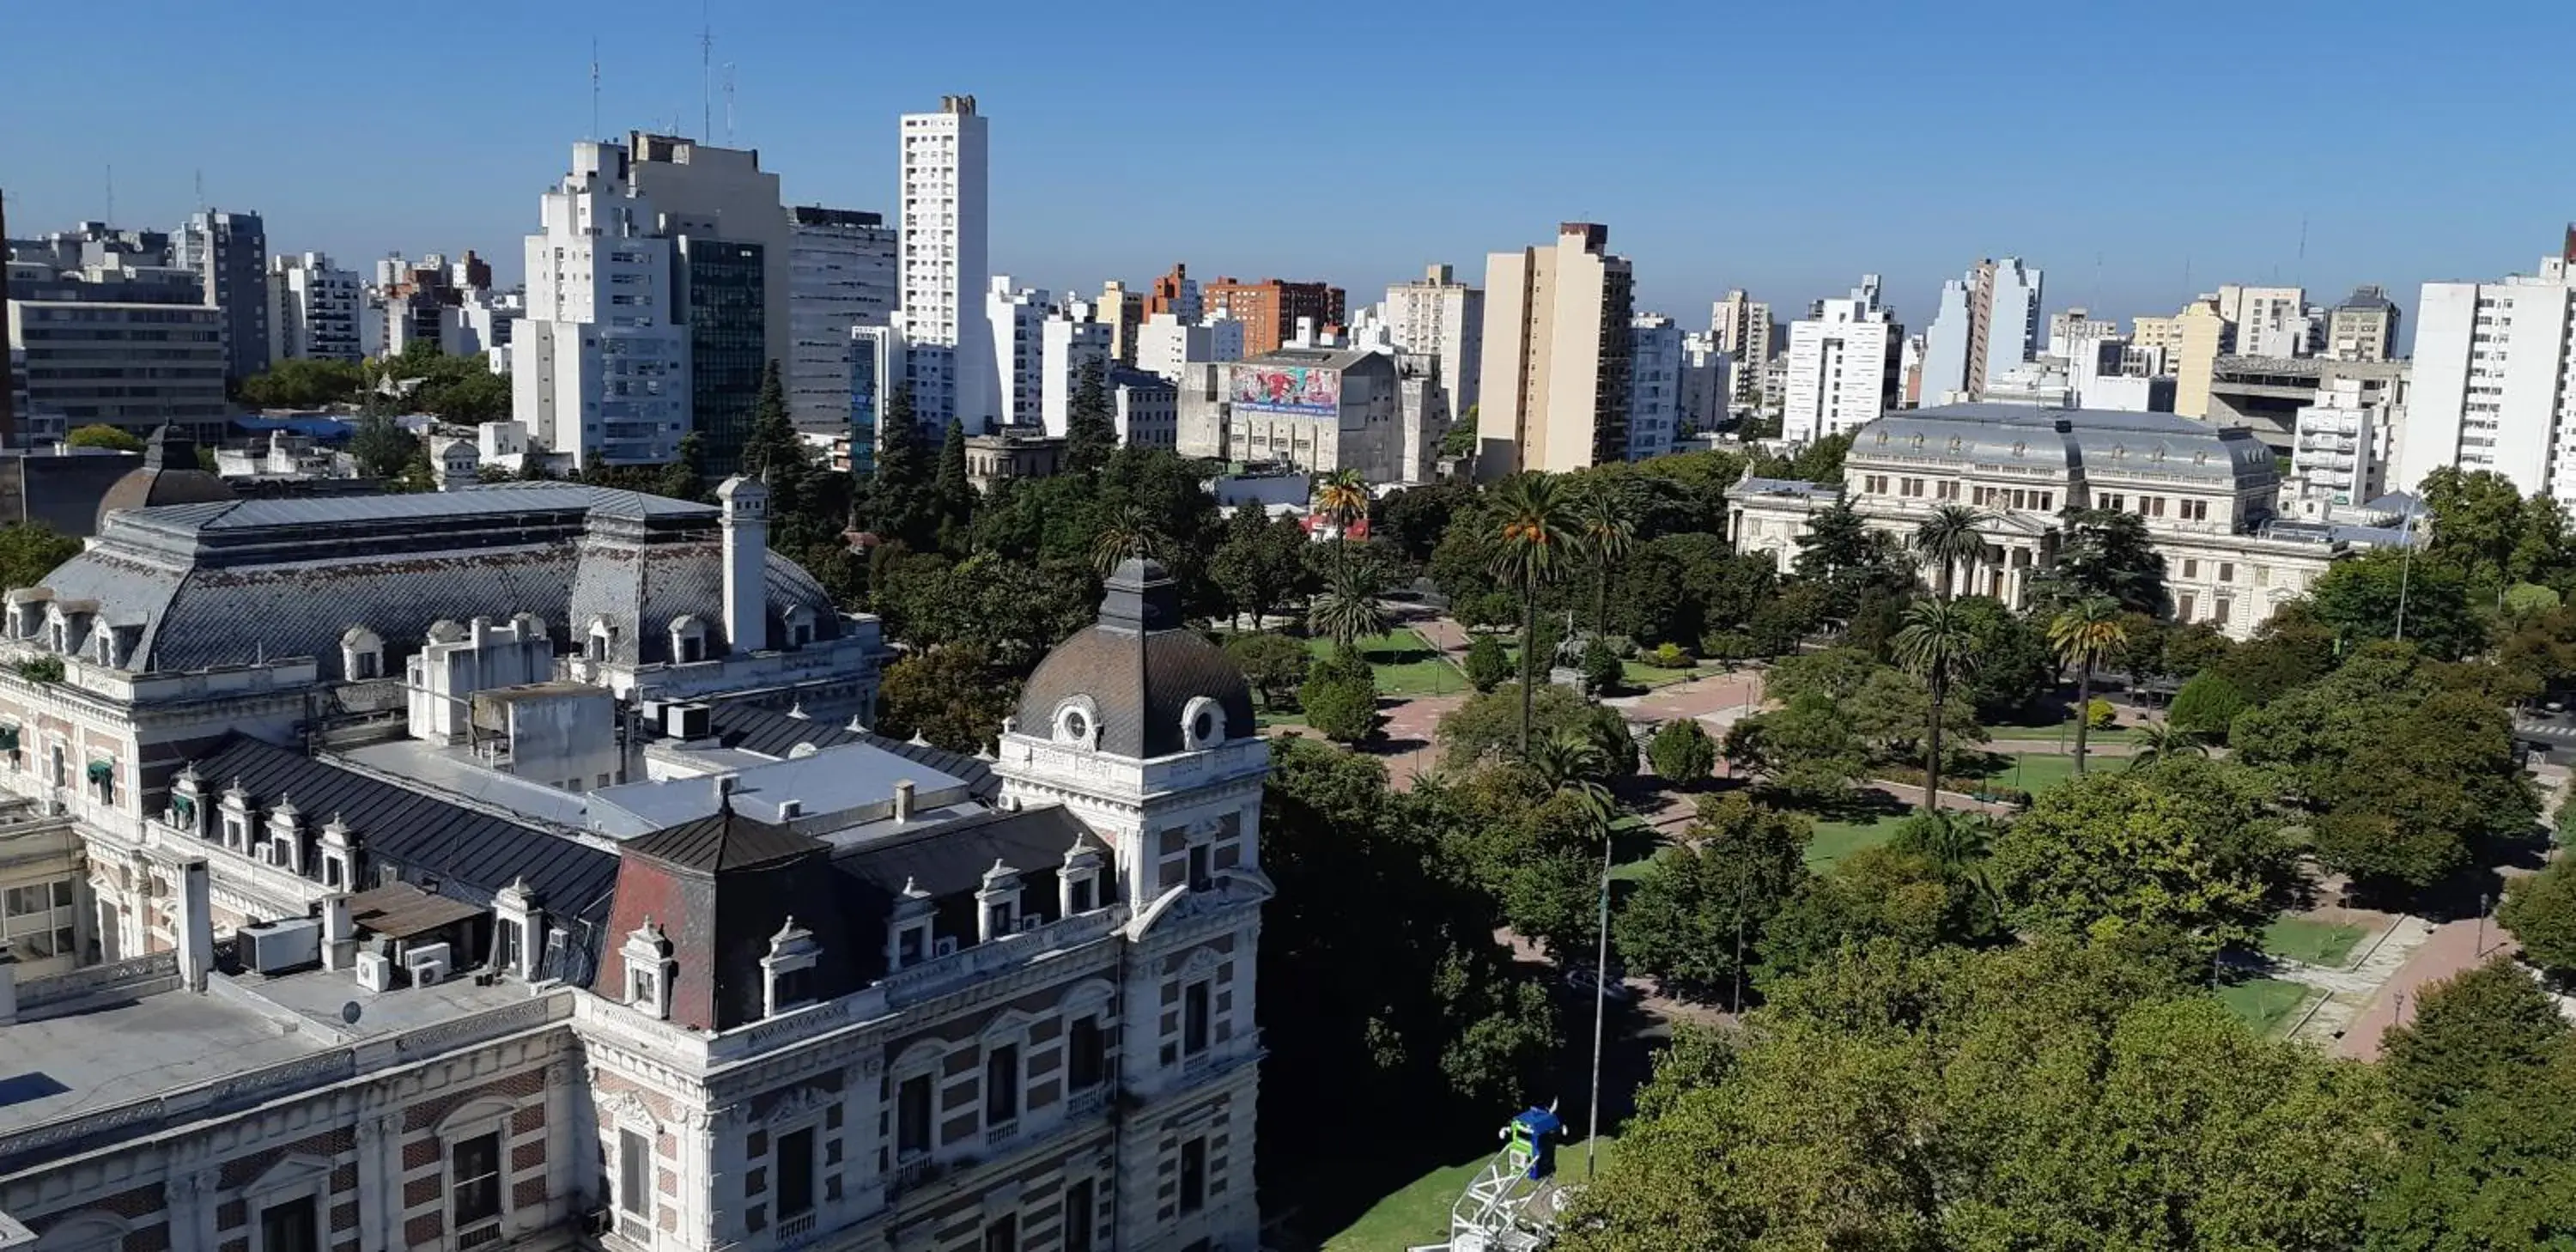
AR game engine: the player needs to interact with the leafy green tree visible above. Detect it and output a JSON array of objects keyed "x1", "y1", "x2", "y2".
[
  {"x1": 1577, "y1": 635, "x2": 1622, "y2": 695},
  {"x1": 1763, "y1": 647, "x2": 1881, "y2": 702},
  {"x1": 1950, "y1": 595, "x2": 2053, "y2": 719},
  {"x1": 1222, "y1": 632, "x2": 1309, "y2": 709},
  {"x1": 1990, "y1": 757, "x2": 2292, "y2": 955},
  {"x1": 1890, "y1": 598, "x2": 1979, "y2": 811},
  {"x1": 1911, "y1": 503, "x2": 1990, "y2": 599},
  {"x1": 1207, "y1": 507, "x2": 1311, "y2": 629},
  {"x1": 1438, "y1": 681, "x2": 1594, "y2": 770},
  {"x1": 653, "y1": 431, "x2": 706, "y2": 501},
  {"x1": 1616, "y1": 794, "x2": 1813, "y2": 999},
  {"x1": 2500, "y1": 858, "x2": 2576, "y2": 978},
  {"x1": 1789, "y1": 496, "x2": 1876, "y2": 584},
  {"x1": 1757, "y1": 845, "x2": 1978, "y2": 988},
  {"x1": 1298, "y1": 647, "x2": 1379, "y2": 743},
  {"x1": 875, "y1": 644, "x2": 1016, "y2": 752},
  {"x1": 1370, "y1": 481, "x2": 1473, "y2": 563},
  {"x1": 933, "y1": 417, "x2": 972, "y2": 528},
  {"x1": 347, "y1": 413, "x2": 420, "y2": 479},
  {"x1": 1840, "y1": 663, "x2": 1987, "y2": 769},
  {"x1": 2166, "y1": 670, "x2": 2249, "y2": 739},
  {"x1": 2048, "y1": 597, "x2": 2129, "y2": 775},
  {"x1": 2312, "y1": 548, "x2": 2486, "y2": 661},
  {"x1": 1306, "y1": 563, "x2": 1390, "y2": 650},
  {"x1": 1487, "y1": 472, "x2": 1575, "y2": 753},
  {"x1": 2039, "y1": 507, "x2": 2168, "y2": 613},
  {"x1": 1722, "y1": 692, "x2": 1867, "y2": 803},
  {"x1": 239, "y1": 358, "x2": 365, "y2": 407},
  {"x1": 1463, "y1": 634, "x2": 1510, "y2": 692},
  {"x1": 1064, "y1": 358, "x2": 1117, "y2": 475},
  {"x1": 0, "y1": 523, "x2": 81, "y2": 591},
  {"x1": 2367, "y1": 957, "x2": 2576, "y2": 1249},
  {"x1": 66, "y1": 424, "x2": 143, "y2": 453},
  {"x1": 2419, "y1": 465, "x2": 2570, "y2": 597},
  {"x1": 2127, "y1": 720, "x2": 2208, "y2": 769},
  {"x1": 1646, "y1": 718, "x2": 1716, "y2": 786}
]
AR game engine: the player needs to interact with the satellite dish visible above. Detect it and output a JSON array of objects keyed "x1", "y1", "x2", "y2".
[{"x1": 340, "y1": 1000, "x2": 363, "y2": 1025}]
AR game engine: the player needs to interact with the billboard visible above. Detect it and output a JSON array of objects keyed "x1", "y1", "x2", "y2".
[{"x1": 1230, "y1": 363, "x2": 1341, "y2": 416}]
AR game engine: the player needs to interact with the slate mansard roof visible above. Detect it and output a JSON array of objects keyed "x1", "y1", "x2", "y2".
[
  {"x1": 1851, "y1": 404, "x2": 2279, "y2": 489},
  {"x1": 33, "y1": 482, "x2": 847, "y2": 673},
  {"x1": 1014, "y1": 557, "x2": 1256, "y2": 759}
]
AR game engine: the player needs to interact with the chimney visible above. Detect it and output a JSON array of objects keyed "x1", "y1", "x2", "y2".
[
  {"x1": 716, "y1": 477, "x2": 770, "y2": 653},
  {"x1": 320, "y1": 894, "x2": 355, "y2": 971},
  {"x1": 892, "y1": 780, "x2": 915, "y2": 824},
  {"x1": 175, "y1": 860, "x2": 214, "y2": 992}
]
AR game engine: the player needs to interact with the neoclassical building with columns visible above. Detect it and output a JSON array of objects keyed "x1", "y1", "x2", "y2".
[
  {"x1": 0, "y1": 473, "x2": 1266, "y2": 1252},
  {"x1": 1725, "y1": 403, "x2": 2397, "y2": 640}
]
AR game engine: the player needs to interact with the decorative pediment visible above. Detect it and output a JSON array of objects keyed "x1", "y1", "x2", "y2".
[
  {"x1": 596, "y1": 1087, "x2": 657, "y2": 1130},
  {"x1": 763, "y1": 1084, "x2": 834, "y2": 1128},
  {"x1": 246, "y1": 1152, "x2": 332, "y2": 1197}
]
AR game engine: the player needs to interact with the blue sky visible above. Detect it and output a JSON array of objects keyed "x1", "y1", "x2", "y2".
[{"x1": 5, "y1": 0, "x2": 2573, "y2": 342}]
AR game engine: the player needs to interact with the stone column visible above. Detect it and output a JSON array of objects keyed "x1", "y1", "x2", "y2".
[{"x1": 354, "y1": 1107, "x2": 399, "y2": 1252}]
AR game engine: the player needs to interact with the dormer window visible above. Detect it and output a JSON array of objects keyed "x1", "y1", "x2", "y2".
[
  {"x1": 761, "y1": 916, "x2": 822, "y2": 1018},
  {"x1": 888, "y1": 876, "x2": 935, "y2": 971},
  {"x1": 1061, "y1": 834, "x2": 1106, "y2": 915},
  {"x1": 587, "y1": 619, "x2": 615, "y2": 664},
  {"x1": 669, "y1": 616, "x2": 707, "y2": 665},
  {"x1": 978, "y1": 859, "x2": 1023, "y2": 942},
  {"x1": 1180, "y1": 696, "x2": 1228, "y2": 751},
  {"x1": 340, "y1": 626, "x2": 384, "y2": 681},
  {"x1": 1052, "y1": 696, "x2": 1100, "y2": 749},
  {"x1": 784, "y1": 605, "x2": 816, "y2": 649},
  {"x1": 623, "y1": 918, "x2": 675, "y2": 1020}
]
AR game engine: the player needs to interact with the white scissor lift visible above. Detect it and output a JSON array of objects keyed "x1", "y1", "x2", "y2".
[{"x1": 1407, "y1": 1108, "x2": 1571, "y2": 1252}]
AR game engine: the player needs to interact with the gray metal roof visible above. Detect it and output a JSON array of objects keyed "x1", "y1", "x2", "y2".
[
  {"x1": 1014, "y1": 559, "x2": 1255, "y2": 759},
  {"x1": 702, "y1": 703, "x2": 1000, "y2": 800},
  {"x1": 586, "y1": 742, "x2": 972, "y2": 836},
  {"x1": 1855, "y1": 404, "x2": 2275, "y2": 485}
]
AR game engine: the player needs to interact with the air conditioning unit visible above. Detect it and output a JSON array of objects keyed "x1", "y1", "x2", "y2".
[
  {"x1": 238, "y1": 918, "x2": 322, "y2": 975},
  {"x1": 408, "y1": 951, "x2": 452, "y2": 987},
  {"x1": 1018, "y1": 915, "x2": 1047, "y2": 933},
  {"x1": 355, "y1": 950, "x2": 395, "y2": 992},
  {"x1": 933, "y1": 936, "x2": 959, "y2": 957},
  {"x1": 664, "y1": 702, "x2": 712, "y2": 740}
]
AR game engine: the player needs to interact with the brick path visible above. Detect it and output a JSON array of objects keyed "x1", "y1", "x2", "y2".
[{"x1": 2332, "y1": 916, "x2": 2514, "y2": 1060}]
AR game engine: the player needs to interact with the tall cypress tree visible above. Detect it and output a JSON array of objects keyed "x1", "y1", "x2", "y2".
[
  {"x1": 1065, "y1": 358, "x2": 1117, "y2": 476},
  {"x1": 935, "y1": 417, "x2": 972, "y2": 523}
]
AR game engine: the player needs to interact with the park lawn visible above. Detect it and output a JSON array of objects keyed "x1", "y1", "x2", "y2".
[
  {"x1": 1974, "y1": 752, "x2": 2082, "y2": 796},
  {"x1": 1322, "y1": 1137, "x2": 1614, "y2": 1252},
  {"x1": 1255, "y1": 707, "x2": 1307, "y2": 731},
  {"x1": 1622, "y1": 658, "x2": 1725, "y2": 690},
  {"x1": 1312, "y1": 629, "x2": 1461, "y2": 697},
  {"x1": 2264, "y1": 916, "x2": 2368, "y2": 968},
  {"x1": 1987, "y1": 714, "x2": 2151, "y2": 745},
  {"x1": 2216, "y1": 976, "x2": 2317, "y2": 1037},
  {"x1": 1806, "y1": 812, "x2": 1899, "y2": 869}
]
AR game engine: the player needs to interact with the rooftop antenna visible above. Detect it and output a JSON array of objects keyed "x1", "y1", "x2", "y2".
[
  {"x1": 2296, "y1": 214, "x2": 2309, "y2": 286},
  {"x1": 699, "y1": 1, "x2": 714, "y2": 141},
  {"x1": 105, "y1": 164, "x2": 114, "y2": 227},
  {"x1": 723, "y1": 62, "x2": 737, "y2": 144},
  {"x1": 193, "y1": 169, "x2": 204, "y2": 215},
  {"x1": 589, "y1": 39, "x2": 601, "y2": 140}
]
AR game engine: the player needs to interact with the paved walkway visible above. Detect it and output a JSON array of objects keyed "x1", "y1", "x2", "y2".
[{"x1": 2330, "y1": 916, "x2": 2510, "y2": 1060}]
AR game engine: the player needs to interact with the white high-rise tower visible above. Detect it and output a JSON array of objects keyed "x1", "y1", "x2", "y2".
[
  {"x1": 513, "y1": 140, "x2": 691, "y2": 466},
  {"x1": 898, "y1": 94, "x2": 993, "y2": 434}
]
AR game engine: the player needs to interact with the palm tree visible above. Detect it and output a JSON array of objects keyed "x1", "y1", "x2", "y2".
[
  {"x1": 1089, "y1": 504, "x2": 1168, "y2": 576},
  {"x1": 1487, "y1": 472, "x2": 1575, "y2": 754},
  {"x1": 1911, "y1": 504, "x2": 1993, "y2": 600},
  {"x1": 1307, "y1": 563, "x2": 1391, "y2": 651},
  {"x1": 1314, "y1": 469, "x2": 1370, "y2": 580},
  {"x1": 2128, "y1": 720, "x2": 2208, "y2": 769},
  {"x1": 2046, "y1": 597, "x2": 2129, "y2": 775},
  {"x1": 1910, "y1": 811, "x2": 2004, "y2": 928},
  {"x1": 1571, "y1": 485, "x2": 1637, "y2": 638},
  {"x1": 1889, "y1": 598, "x2": 1981, "y2": 813},
  {"x1": 1525, "y1": 726, "x2": 1621, "y2": 1181}
]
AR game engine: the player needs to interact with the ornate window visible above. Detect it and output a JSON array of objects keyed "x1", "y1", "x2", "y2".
[
  {"x1": 1179, "y1": 696, "x2": 1227, "y2": 751},
  {"x1": 1052, "y1": 696, "x2": 1101, "y2": 749},
  {"x1": 623, "y1": 918, "x2": 675, "y2": 1019}
]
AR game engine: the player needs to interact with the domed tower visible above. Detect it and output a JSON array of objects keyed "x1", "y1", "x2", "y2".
[
  {"x1": 997, "y1": 556, "x2": 1265, "y2": 909},
  {"x1": 994, "y1": 555, "x2": 1268, "y2": 1251}
]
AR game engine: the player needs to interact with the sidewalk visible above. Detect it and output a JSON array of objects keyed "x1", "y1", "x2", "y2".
[{"x1": 2332, "y1": 916, "x2": 2513, "y2": 1060}]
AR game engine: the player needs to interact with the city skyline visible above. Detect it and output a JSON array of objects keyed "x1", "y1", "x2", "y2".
[{"x1": 6, "y1": 1, "x2": 2573, "y2": 341}]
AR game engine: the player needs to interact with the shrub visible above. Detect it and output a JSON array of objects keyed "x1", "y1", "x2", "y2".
[
  {"x1": 1649, "y1": 642, "x2": 1692, "y2": 669},
  {"x1": 1647, "y1": 719, "x2": 1716, "y2": 786},
  {"x1": 2085, "y1": 697, "x2": 2116, "y2": 729},
  {"x1": 1300, "y1": 647, "x2": 1380, "y2": 743},
  {"x1": 1464, "y1": 635, "x2": 1510, "y2": 692},
  {"x1": 1222, "y1": 632, "x2": 1309, "y2": 708},
  {"x1": 1699, "y1": 630, "x2": 1755, "y2": 662},
  {"x1": 2166, "y1": 671, "x2": 2249, "y2": 742},
  {"x1": 1579, "y1": 637, "x2": 1624, "y2": 696}
]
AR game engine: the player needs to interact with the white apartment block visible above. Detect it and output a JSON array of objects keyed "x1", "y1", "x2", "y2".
[
  {"x1": 1384, "y1": 263, "x2": 1484, "y2": 419},
  {"x1": 1712, "y1": 289, "x2": 1773, "y2": 402},
  {"x1": 1678, "y1": 331, "x2": 1731, "y2": 432},
  {"x1": 1627, "y1": 313, "x2": 1681, "y2": 459},
  {"x1": 986, "y1": 277, "x2": 1053, "y2": 429},
  {"x1": 2219, "y1": 284, "x2": 2317, "y2": 359},
  {"x1": 1781, "y1": 276, "x2": 1900, "y2": 442},
  {"x1": 1109, "y1": 365, "x2": 1179, "y2": 450},
  {"x1": 786, "y1": 205, "x2": 897, "y2": 432},
  {"x1": 899, "y1": 95, "x2": 993, "y2": 433},
  {"x1": 1041, "y1": 313, "x2": 1111, "y2": 437},
  {"x1": 1982, "y1": 258, "x2": 2044, "y2": 387},
  {"x1": 2293, "y1": 376, "x2": 2397, "y2": 506},
  {"x1": 1135, "y1": 311, "x2": 1244, "y2": 386},
  {"x1": 1920, "y1": 278, "x2": 1972, "y2": 404},
  {"x1": 265, "y1": 252, "x2": 362, "y2": 364},
  {"x1": 513, "y1": 139, "x2": 691, "y2": 466},
  {"x1": 2401, "y1": 258, "x2": 2576, "y2": 507}
]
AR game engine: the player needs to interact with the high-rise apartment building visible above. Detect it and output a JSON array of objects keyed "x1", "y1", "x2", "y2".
[
  {"x1": 513, "y1": 139, "x2": 691, "y2": 466},
  {"x1": 1204, "y1": 277, "x2": 1346, "y2": 357},
  {"x1": 679, "y1": 235, "x2": 767, "y2": 472},
  {"x1": 1041, "y1": 312, "x2": 1112, "y2": 436},
  {"x1": 1965, "y1": 257, "x2": 2043, "y2": 396},
  {"x1": 1920, "y1": 278, "x2": 1973, "y2": 404},
  {"x1": 1097, "y1": 280, "x2": 1145, "y2": 368},
  {"x1": 625, "y1": 133, "x2": 787, "y2": 368},
  {"x1": 2293, "y1": 377, "x2": 2397, "y2": 505},
  {"x1": 2220, "y1": 284, "x2": 2312, "y2": 358},
  {"x1": 1677, "y1": 332, "x2": 1731, "y2": 434},
  {"x1": 1384, "y1": 263, "x2": 1483, "y2": 421},
  {"x1": 2400, "y1": 252, "x2": 2576, "y2": 507},
  {"x1": 1710, "y1": 289, "x2": 1773, "y2": 403},
  {"x1": 2326, "y1": 285, "x2": 2401, "y2": 362},
  {"x1": 265, "y1": 252, "x2": 363, "y2": 363},
  {"x1": 1135, "y1": 311, "x2": 1243, "y2": 386},
  {"x1": 899, "y1": 95, "x2": 993, "y2": 433},
  {"x1": 5, "y1": 250, "x2": 227, "y2": 437},
  {"x1": 1781, "y1": 276, "x2": 1902, "y2": 442},
  {"x1": 173, "y1": 209, "x2": 270, "y2": 381},
  {"x1": 986, "y1": 277, "x2": 1054, "y2": 428},
  {"x1": 1473, "y1": 222, "x2": 1635, "y2": 477},
  {"x1": 1147, "y1": 262, "x2": 1200, "y2": 321},
  {"x1": 1627, "y1": 314, "x2": 1682, "y2": 460},
  {"x1": 2170, "y1": 298, "x2": 2233, "y2": 418},
  {"x1": 786, "y1": 206, "x2": 898, "y2": 431}
]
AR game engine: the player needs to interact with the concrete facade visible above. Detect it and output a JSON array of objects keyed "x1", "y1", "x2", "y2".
[
  {"x1": 1474, "y1": 223, "x2": 1634, "y2": 477},
  {"x1": 513, "y1": 140, "x2": 692, "y2": 466},
  {"x1": 1383, "y1": 264, "x2": 1482, "y2": 422},
  {"x1": 899, "y1": 97, "x2": 993, "y2": 433},
  {"x1": 786, "y1": 207, "x2": 897, "y2": 433},
  {"x1": 173, "y1": 210, "x2": 270, "y2": 382},
  {"x1": 1780, "y1": 276, "x2": 1900, "y2": 443}
]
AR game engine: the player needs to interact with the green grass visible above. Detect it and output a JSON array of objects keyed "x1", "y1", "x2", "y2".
[
  {"x1": 1621, "y1": 658, "x2": 1726, "y2": 690},
  {"x1": 2216, "y1": 976, "x2": 2317, "y2": 1037},
  {"x1": 1972, "y1": 752, "x2": 2082, "y2": 795},
  {"x1": 1312, "y1": 629, "x2": 1463, "y2": 696},
  {"x1": 2263, "y1": 917, "x2": 2368, "y2": 968},
  {"x1": 1255, "y1": 707, "x2": 1307, "y2": 731},
  {"x1": 1322, "y1": 1137, "x2": 1614, "y2": 1252},
  {"x1": 1806, "y1": 813, "x2": 1900, "y2": 869},
  {"x1": 1986, "y1": 715, "x2": 2151, "y2": 745}
]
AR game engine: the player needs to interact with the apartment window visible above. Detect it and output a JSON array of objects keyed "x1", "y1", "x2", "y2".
[
  {"x1": 618, "y1": 1129, "x2": 651, "y2": 1216},
  {"x1": 2182, "y1": 559, "x2": 2200, "y2": 580},
  {"x1": 1179, "y1": 1137, "x2": 1208, "y2": 1214},
  {"x1": 2180, "y1": 499, "x2": 2209, "y2": 521},
  {"x1": 1184, "y1": 982, "x2": 1212, "y2": 1057},
  {"x1": 451, "y1": 1133, "x2": 503, "y2": 1231},
  {"x1": 258, "y1": 1197, "x2": 319, "y2": 1252},
  {"x1": 775, "y1": 1128, "x2": 815, "y2": 1219},
  {"x1": 1064, "y1": 1179, "x2": 1097, "y2": 1252},
  {"x1": 982, "y1": 1216, "x2": 1018, "y2": 1252},
  {"x1": 896, "y1": 1074, "x2": 933, "y2": 1158},
  {"x1": 2214, "y1": 597, "x2": 2234, "y2": 623},
  {"x1": 2178, "y1": 593, "x2": 2197, "y2": 621},
  {"x1": 2217, "y1": 562, "x2": 2235, "y2": 584},
  {"x1": 1069, "y1": 1016, "x2": 1108, "y2": 1090},
  {"x1": 986, "y1": 1044, "x2": 1021, "y2": 1123},
  {"x1": 1188, "y1": 843, "x2": 1212, "y2": 892}
]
